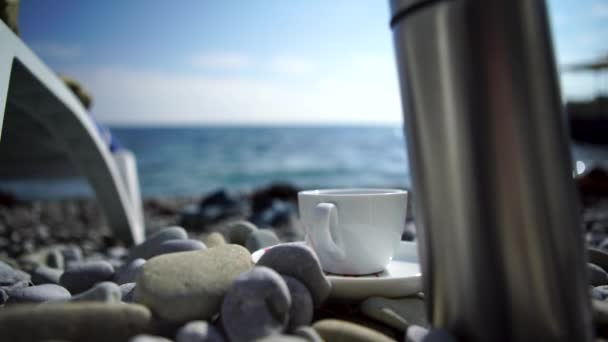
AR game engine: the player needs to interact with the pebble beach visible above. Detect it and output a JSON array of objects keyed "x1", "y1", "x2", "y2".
[{"x1": 0, "y1": 169, "x2": 607, "y2": 342}]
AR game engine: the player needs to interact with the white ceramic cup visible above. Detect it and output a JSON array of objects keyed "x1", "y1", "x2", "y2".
[{"x1": 298, "y1": 188, "x2": 408, "y2": 275}]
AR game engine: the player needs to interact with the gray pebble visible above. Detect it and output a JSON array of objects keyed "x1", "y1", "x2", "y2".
[
  {"x1": 70, "y1": 281, "x2": 122, "y2": 302},
  {"x1": 148, "y1": 239, "x2": 207, "y2": 259},
  {"x1": 60, "y1": 261, "x2": 115, "y2": 294},
  {"x1": 257, "y1": 243, "x2": 331, "y2": 306},
  {"x1": 245, "y1": 230, "x2": 280, "y2": 252},
  {"x1": 126, "y1": 226, "x2": 188, "y2": 262},
  {"x1": 294, "y1": 326, "x2": 323, "y2": 342},
  {"x1": 221, "y1": 266, "x2": 291, "y2": 342},
  {"x1": 589, "y1": 263, "x2": 608, "y2": 286},
  {"x1": 0, "y1": 261, "x2": 31, "y2": 286},
  {"x1": 282, "y1": 276, "x2": 313, "y2": 332},
  {"x1": 7, "y1": 284, "x2": 71, "y2": 303},
  {"x1": 32, "y1": 265, "x2": 63, "y2": 285},
  {"x1": 120, "y1": 282, "x2": 137, "y2": 302},
  {"x1": 176, "y1": 320, "x2": 224, "y2": 342},
  {"x1": 107, "y1": 246, "x2": 129, "y2": 260},
  {"x1": 115, "y1": 258, "x2": 146, "y2": 285},
  {"x1": 61, "y1": 245, "x2": 83, "y2": 265},
  {"x1": 226, "y1": 221, "x2": 258, "y2": 246},
  {"x1": 129, "y1": 334, "x2": 173, "y2": 342},
  {"x1": 405, "y1": 325, "x2": 429, "y2": 342}
]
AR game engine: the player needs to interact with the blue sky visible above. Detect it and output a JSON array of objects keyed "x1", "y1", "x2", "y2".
[{"x1": 18, "y1": 0, "x2": 608, "y2": 125}]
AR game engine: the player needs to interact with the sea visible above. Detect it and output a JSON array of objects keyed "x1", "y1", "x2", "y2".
[{"x1": 1, "y1": 125, "x2": 607, "y2": 199}]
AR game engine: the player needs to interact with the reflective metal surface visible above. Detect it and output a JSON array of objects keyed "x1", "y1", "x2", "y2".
[{"x1": 389, "y1": 0, "x2": 593, "y2": 340}]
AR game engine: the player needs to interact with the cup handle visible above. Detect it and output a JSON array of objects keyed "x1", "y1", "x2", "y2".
[{"x1": 311, "y1": 202, "x2": 346, "y2": 260}]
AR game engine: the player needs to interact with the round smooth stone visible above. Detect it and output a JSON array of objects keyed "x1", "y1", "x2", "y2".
[
  {"x1": 70, "y1": 281, "x2": 122, "y2": 302},
  {"x1": 589, "y1": 248, "x2": 608, "y2": 272},
  {"x1": 405, "y1": 325, "x2": 429, "y2": 342},
  {"x1": 120, "y1": 282, "x2": 137, "y2": 302},
  {"x1": 6, "y1": 284, "x2": 71, "y2": 304},
  {"x1": 245, "y1": 229, "x2": 280, "y2": 252},
  {"x1": 115, "y1": 258, "x2": 146, "y2": 285},
  {"x1": 60, "y1": 260, "x2": 115, "y2": 294},
  {"x1": 257, "y1": 243, "x2": 331, "y2": 306},
  {"x1": 135, "y1": 244, "x2": 253, "y2": 323},
  {"x1": 313, "y1": 319, "x2": 395, "y2": 342},
  {"x1": 199, "y1": 232, "x2": 226, "y2": 248},
  {"x1": 294, "y1": 326, "x2": 324, "y2": 342},
  {"x1": 221, "y1": 267, "x2": 291, "y2": 342},
  {"x1": 61, "y1": 245, "x2": 84, "y2": 265},
  {"x1": 0, "y1": 303, "x2": 151, "y2": 342},
  {"x1": 148, "y1": 239, "x2": 207, "y2": 259},
  {"x1": 129, "y1": 335, "x2": 173, "y2": 342},
  {"x1": 176, "y1": 320, "x2": 224, "y2": 342},
  {"x1": 226, "y1": 221, "x2": 258, "y2": 246},
  {"x1": 282, "y1": 276, "x2": 313, "y2": 332},
  {"x1": 126, "y1": 226, "x2": 188, "y2": 262},
  {"x1": 360, "y1": 296, "x2": 428, "y2": 331},
  {"x1": 31, "y1": 265, "x2": 63, "y2": 285},
  {"x1": 589, "y1": 263, "x2": 608, "y2": 286},
  {"x1": 0, "y1": 261, "x2": 30, "y2": 286}
]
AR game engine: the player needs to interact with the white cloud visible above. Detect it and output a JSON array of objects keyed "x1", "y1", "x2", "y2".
[
  {"x1": 64, "y1": 54, "x2": 403, "y2": 125},
  {"x1": 30, "y1": 42, "x2": 81, "y2": 60},
  {"x1": 270, "y1": 56, "x2": 315, "y2": 75},
  {"x1": 190, "y1": 52, "x2": 249, "y2": 69}
]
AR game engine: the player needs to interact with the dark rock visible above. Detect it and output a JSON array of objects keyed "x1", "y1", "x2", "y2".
[
  {"x1": 115, "y1": 258, "x2": 146, "y2": 285},
  {"x1": 283, "y1": 275, "x2": 313, "y2": 332},
  {"x1": 245, "y1": 229, "x2": 280, "y2": 252},
  {"x1": 70, "y1": 281, "x2": 121, "y2": 302},
  {"x1": 148, "y1": 239, "x2": 207, "y2": 259},
  {"x1": 59, "y1": 260, "x2": 115, "y2": 294},
  {"x1": 221, "y1": 267, "x2": 291, "y2": 342},
  {"x1": 0, "y1": 303, "x2": 151, "y2": 342},
  {"x1": 199, "y1": 189, "x2": 246, "y2": 222},
  {"x1": 251, "y1": 199, "x2": 296, "y2": 228},
  {"x1": 31, "y1": 265, "x2": 63, "y2": 285},
  {"x1": 6, "y1": 284, "x2": 71, "y2": 303},
  {"x1": 250, "y1": 183, "x2": 299, "y2": 214},
  {"x1": 176, "y1": 320, "x2": 225, "y2": 342},
  {"x1": 589, "y1": 263, "x2": 608, "y2": 286},
  {"x1": 126, "y1": 226, "x2": 188, "y2": 262},
  {"x1": 589, "y1": 248, "x2": 608, "y2": 272},
  {"x1": 257, "y1": 243, "x2": 331, "y2": 306}
]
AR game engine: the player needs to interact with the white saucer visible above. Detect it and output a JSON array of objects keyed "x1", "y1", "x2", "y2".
[{"x1": 251, "y1": 241, "x2": 422, "y2": 302}]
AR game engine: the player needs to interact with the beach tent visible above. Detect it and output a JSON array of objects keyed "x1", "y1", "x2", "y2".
[{"x1": 0, "y1": 20, "x2": 144, "y2": 244}]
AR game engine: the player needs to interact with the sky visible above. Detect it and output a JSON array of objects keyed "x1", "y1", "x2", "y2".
[{"x1": 17, "y1": 0, "x2": 608, "y2": 126}]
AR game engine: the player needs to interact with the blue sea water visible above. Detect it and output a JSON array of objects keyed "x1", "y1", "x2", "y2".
[
  {"x1": 0, "y1": 126, "x2": 411, "y2": 198},
  {"x1": 2, "y1": 125, "x2": 607, "y2": 199}
]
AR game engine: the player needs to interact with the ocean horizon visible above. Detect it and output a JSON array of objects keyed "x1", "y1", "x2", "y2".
[{"x1": 1, "y1": 124, "x2": 606, "y2": 200}]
